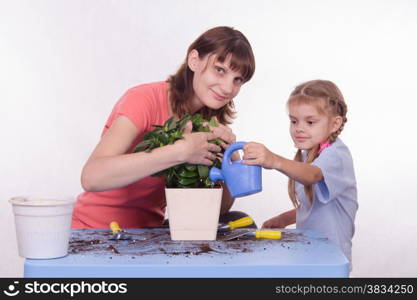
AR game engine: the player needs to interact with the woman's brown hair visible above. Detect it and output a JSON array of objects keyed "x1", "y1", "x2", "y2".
[
  {"x1": 167, "y1": 26, "x2": 255, "y2": 125},
  {"x1": 287, "y1": 80, "x2": 348, "y2": 208}
]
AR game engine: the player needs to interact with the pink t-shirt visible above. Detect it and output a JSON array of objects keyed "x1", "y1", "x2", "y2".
[{"x1": 72, "y1": 81, "x2": 170, "y2": 228}]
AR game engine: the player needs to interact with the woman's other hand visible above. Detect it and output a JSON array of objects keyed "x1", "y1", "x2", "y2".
[
  {"x1": 176, "y1": 121, "x2": 222, "y2": 165},
  {"x1": 210, "y1": 123, "x2": 236, "y2": 148},
  {"x1": 209, "y1": 119, "x2": 240, "y2": 161}
]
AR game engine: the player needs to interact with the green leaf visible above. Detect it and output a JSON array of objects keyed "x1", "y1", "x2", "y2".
[
  {"x1": 209, "y1": 117, "x2": 219, "y2": 127},
  {"x1": 213, "y1": 158, "x2": 222, "y2": 169},
  {"x1": 197, "y1": 165, "x2": 209, "y2": 178},
  {"x1": 204, "y1": 177, "x2": 213, "y2": 187},
  {"x1": 179, "y1": 170, "x2": 198, "y2": 178},
  {"x1": 209, "y1": 138, "x2": 223, "y2": 146},
  {"x1": 196, "y1": 124, "x2": 210, "y2": 132},
  {"x1": 159, "y1": 132, "x2": 169, "y2": 145},
  {"x1": 178, "y1": 177, "x2": 198, "y2": 186},
  {"x1": 167, "y1": 117, "x2": 176, "y2": 130},
  {"x1": 132, "y1": 139, "x2": 152, "y2": 153},
  {"x1": 177, "y1": 114, "x2": 192, "y2": 131},
  {"x1": 184, "y1": 164, "x2": 197, "y2": 171},
  {"x1": 191, "y1": 114, "x2": 204, "y2": 125},
  {"x1": 143, "y1": 131, "x2": 156, "y2": 140},
  {"x1": 162, "y1": 117, "x2": 173, "y2": 131}
]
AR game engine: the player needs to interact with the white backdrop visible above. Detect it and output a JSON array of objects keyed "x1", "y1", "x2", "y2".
[{"x1": 1, "y1": 0, "x2": 417, "y2": 277}]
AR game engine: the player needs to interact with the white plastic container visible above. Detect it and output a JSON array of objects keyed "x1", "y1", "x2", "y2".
[
  {"x1": 165, "y1": 188, "x2": 222, "y2": 240},
  {"x1": 9, "y1": 196, "x2": 75, "y2": 259}
]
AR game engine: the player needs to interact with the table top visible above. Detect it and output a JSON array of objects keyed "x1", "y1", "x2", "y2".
[{"x1": 24, "y1": 228, "x2": 349, "y2": 278}]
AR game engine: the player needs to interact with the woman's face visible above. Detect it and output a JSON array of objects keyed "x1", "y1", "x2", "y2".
[{"x1": 188, "y1": 50, "x2": 244, "y2": 112}]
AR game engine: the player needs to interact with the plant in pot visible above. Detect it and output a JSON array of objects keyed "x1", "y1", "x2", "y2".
[{"x1": 133, "y1": 114, "x2": 224, "y2": 240}]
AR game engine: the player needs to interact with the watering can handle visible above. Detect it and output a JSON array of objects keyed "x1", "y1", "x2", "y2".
[
  {"x1": 209, "y1": 141, "x2": 247, "y2": 182},
  {"x1": 223, "y1": 141, "x2": 246, "y2": 166}
]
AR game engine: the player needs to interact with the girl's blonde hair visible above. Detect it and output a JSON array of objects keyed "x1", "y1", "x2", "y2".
[
  {"x1": 287, "y1": 80, "x2": 348, "y2": 207},
  {"x1": 167, "y1": 26, "x2": 255, "y2": 125}
]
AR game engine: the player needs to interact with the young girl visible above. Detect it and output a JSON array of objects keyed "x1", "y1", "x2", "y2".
[
  {"x1": 242, "y1": 80, "x2": 358, "y2": 265},
  {"x1": 72, "y1": 26, "x2": 256, "y2": 229}
]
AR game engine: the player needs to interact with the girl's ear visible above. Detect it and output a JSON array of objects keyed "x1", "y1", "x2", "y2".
[
  {"x1": 331, "y1": 116, "x2": 343, "y2": 133},
  {"x1": 187, "y1": 49, "x2": 199, "y2": 72}
]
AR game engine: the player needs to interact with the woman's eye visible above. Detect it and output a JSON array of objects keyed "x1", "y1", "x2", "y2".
[
  {"x1": 234, "y1": 77, "x2": 244, "y2": 84},
  {"x1": 215, "y1": 66, "x2": 224, "y2": 73}
]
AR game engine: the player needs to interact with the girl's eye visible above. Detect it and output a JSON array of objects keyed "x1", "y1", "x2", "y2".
[
  {"x1": 290, "y1": 120, "x2": 297, "y2": 124},
  {"x1": 307, "y1": 121, "x2": 316, "y2": 125}
]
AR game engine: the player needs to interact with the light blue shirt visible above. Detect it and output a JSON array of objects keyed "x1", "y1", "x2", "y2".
[{"x1": 296, "y1": 138, "x2": 358, "y2": 266}]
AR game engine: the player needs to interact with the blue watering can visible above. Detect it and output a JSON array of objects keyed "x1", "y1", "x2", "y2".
[{"x1": 209, "y1": 141, "x2": 262, "y2": 198}]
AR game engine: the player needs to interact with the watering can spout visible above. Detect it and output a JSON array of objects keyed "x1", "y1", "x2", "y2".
[{"x1": 209, "y1": 167, "x2": 224, "y2": 182}]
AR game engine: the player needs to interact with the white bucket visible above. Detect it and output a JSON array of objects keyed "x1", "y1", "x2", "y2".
[{"x1": 9, "y1": 196, "x2": 75, "y2": 259}]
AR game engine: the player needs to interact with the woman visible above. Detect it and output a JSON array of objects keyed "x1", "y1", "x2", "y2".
[{"x1": 72, "y1": 26, "x2": 256, "y2": 228}]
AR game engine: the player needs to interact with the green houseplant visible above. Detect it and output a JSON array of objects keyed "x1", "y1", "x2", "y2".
[
  {"x1": 133, "y1": 113, "x2": 223, "y2": 188},
  {"x1": 132, "y1": 113, "x2": 225, "y2": 241}
]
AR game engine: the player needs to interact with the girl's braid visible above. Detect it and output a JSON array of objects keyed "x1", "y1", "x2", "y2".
[{"x1": 328, "y1": 97, "x2": 348, "y2": 143}]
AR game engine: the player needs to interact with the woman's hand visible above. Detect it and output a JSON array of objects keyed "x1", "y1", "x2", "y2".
[
  {"x1": 242, "y1": 142, "x2": 279, "y2": 169},
  {"x1": 210, "y1": 123, "x2": 236, "y2": 148},
  {"x1": 209, "y1": 119, "x2": 240, "y2": 161},
  {"x1": 176, "y1": 121, "x2": 222, "y2": 165}
]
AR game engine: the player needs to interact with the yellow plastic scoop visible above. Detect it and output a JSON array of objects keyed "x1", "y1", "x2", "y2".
[{"x1": 219, "y1": 229, "x2": 282, "y2": 241}]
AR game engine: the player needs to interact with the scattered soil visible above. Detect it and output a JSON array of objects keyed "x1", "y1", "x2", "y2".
[
  {"x1": 106, "y1": 245, "x2": 120, "y2": 254},
  {"x1": 68, "y1": 229, "x2": 309, "y2": 257}
]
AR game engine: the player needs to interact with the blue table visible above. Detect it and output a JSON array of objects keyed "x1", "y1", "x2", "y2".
[{"x1": 24, "y1": 228, "x2": 349, "y2": 278}]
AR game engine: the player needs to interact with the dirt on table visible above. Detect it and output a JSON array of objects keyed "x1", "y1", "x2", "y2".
[{"x1": 69, "y1": 229, "x2": 309, "y2": 257}]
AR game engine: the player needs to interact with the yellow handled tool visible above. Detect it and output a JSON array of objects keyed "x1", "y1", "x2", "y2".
[
  {"x1": 218, "y1": 216, "x2": 254, "y2": 231},
  {"x1": 110, "y1": 221, "x2": 122, "y2": 234},
  {"x1": 255, "y1": 230, "x2": 282, "y2": 240},
  {"x1": 109, "y1": 221, "x2": 132, "y2": 240},
  {"x1": 229, "y1": 216, "x2": 254, "y2": 230},
  {"x1": 109, "y1": 221, "x2": 146, "y2": 241},
  {"x1": 219, "y1": 229, "x2": 282, "y2": 241}
]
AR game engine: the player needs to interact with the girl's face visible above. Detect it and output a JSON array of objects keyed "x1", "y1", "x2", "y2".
[
  {"x1": 288, "y1": 102, "x2": 341, "y2": 150},
  {"x1": 188, "y1": 50, "x2": 244, "y2": 112}
]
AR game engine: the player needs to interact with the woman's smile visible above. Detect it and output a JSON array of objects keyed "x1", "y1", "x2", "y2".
[{"x1": 210, "y1": 89, "x2": 227, "y2": 101}]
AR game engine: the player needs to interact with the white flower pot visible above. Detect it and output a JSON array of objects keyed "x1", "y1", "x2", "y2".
[
  {"x1": 165, "y1": 187, "x2": 222, "y2": 240},
  {"x1": 9, "y1": 196, "x2": 75, "y2": 259}
]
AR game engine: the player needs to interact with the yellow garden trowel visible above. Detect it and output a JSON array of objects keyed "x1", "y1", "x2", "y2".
[
  {"x1": 218, "y1": 216, "x2": 254, "y2": 232},
  {"x1": 219, "y1": 228, "x2": 282, "y2": 241},
  {"x1": 109, "y1": 221, "x2": 147, "y2": 241},
  {"x1": 109, "y1": 221, "x2": 132, "y2": 240}
]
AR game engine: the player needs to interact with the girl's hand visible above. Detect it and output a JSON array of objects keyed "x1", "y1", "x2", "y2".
[
  {"x1": 262, "y1": 215, "x2": 289, "y2": 229},
  {"x1": 242, "y1": 142, "x2": 279, "y2": 169},
  {"x1": 176, "y1": 121, "x2": 222, "y2": 165}
]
